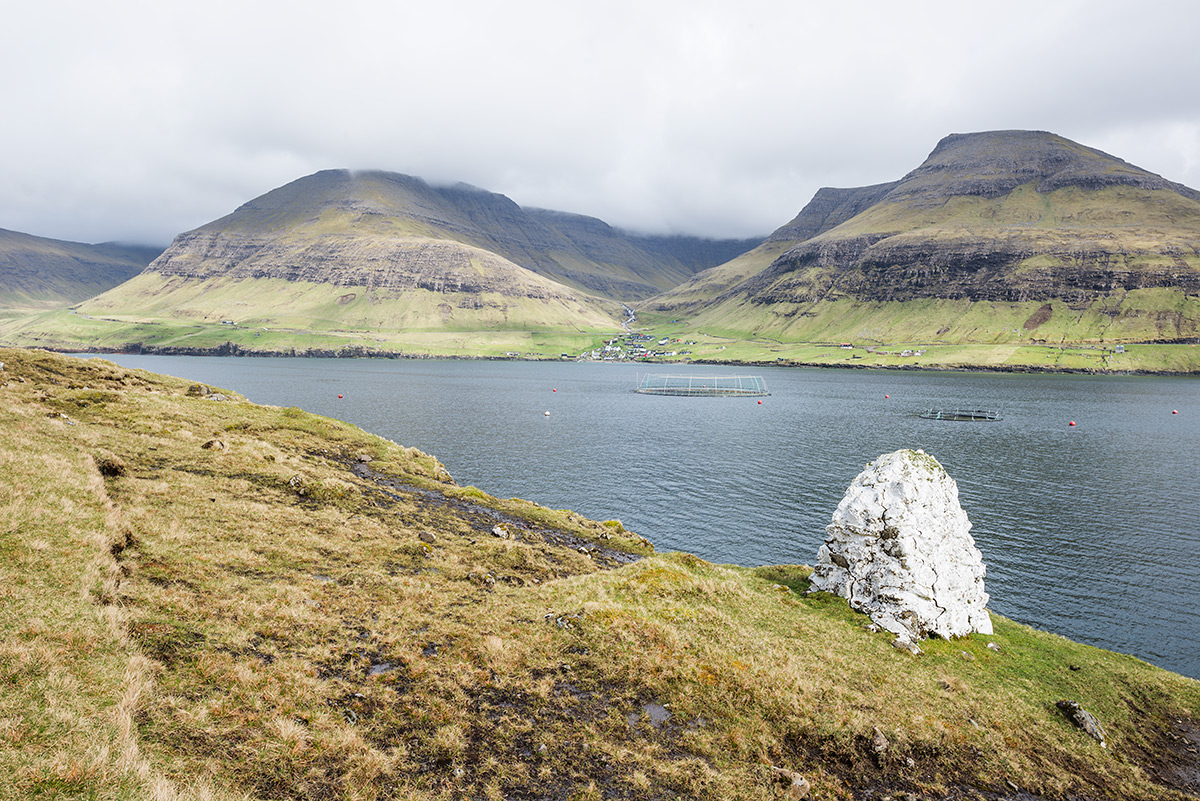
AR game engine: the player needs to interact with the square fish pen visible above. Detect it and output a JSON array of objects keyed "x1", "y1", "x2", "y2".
[{"x1": 634, "y1": 374, "x2": 769, "y2": 397}]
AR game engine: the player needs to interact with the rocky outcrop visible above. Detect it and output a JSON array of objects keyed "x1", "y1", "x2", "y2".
[
  {"x1": 150, "y1": 234, "x2": 585, "y2": 300},
  {"x1": 811, "y1": 449, "x2": 992, "y2": 647},
  {"x1": 749, "y1": 234, "x2": 1200, "y2": 305}
]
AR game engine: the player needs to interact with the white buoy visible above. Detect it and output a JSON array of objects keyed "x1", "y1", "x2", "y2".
[{"x1": 544, "y1": 411, "x2": 551, "y2": 416}]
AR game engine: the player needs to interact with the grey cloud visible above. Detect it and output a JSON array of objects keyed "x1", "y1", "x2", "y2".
[{"x1": 1, "y1": 0, "x2": 1197, "y2": 245}]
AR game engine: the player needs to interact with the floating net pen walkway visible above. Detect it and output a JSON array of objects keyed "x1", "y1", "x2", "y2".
[
  {"x1": 634, "y1": 374, "x2": 769, "y2": 397},
  {"x1": 918, "y1": 408, "x2": 1002, "y2": 421}
]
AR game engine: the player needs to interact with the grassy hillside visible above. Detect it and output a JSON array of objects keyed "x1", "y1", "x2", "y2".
[
  {"x1": 0, "y1": 228, "x2": 160, "y2": 315},
  {"x1": 0, "y1": 235, "x2": 628, "y2": 357},
  {"x1": 2, "y1": 347, "x2": 1198, "y2": 800},
  {"x1": 685, "y1": 289, "x2": 1200, "y2": 347},
  {"x1": 680, "y1": 184, "x2": 1200, "y2": 352},
  {"x1": 0, "y1": 307, "x2": 616, "y2": 360}
]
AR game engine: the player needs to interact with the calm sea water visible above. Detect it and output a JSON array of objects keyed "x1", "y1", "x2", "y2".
[{"x1": 81, "y1": 355, "x2": 1200, "y2": 679}]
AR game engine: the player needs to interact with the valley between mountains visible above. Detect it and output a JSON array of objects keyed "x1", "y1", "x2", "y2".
[{"x1": 2, "y1": 130, "x2": 1199, "y2": 372}]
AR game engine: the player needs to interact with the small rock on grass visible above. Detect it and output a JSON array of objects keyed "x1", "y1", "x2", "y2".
[
  {"x1": 1056, "y1": 700, "x2": 1107, "y2": 748},
  {"x1": 418, "y1": 531, "x2": 436, "y2": 544},
  {"x1": 770, "y1": 766, "x2": 811, "y2": 799}
]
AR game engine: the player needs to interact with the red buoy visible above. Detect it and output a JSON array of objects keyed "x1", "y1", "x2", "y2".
[
  {"x1": 338, "y1": 394, "x2": 343, "y2": 399},
  {"x1": 757, "y1": 400, "x2": 763, "y2": 404},
  {"x1": 885, "y1": 395, "x2": 890, "y2": 399},
  {"x1": 553, "y1": 388, "x2": 557, "y2": 392},
  {"x1": 1068, "y1": 421, "x2": 1076, "y2": 427},
  {"x1": 1172, "y1": 410, "x2": 1179, "y2": 414}
]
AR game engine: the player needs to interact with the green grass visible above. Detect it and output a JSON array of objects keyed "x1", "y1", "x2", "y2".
[
  {"x1": 1, "y1": 346, "x2": 1198, "y2": 800},
  {"x1": 0, "y1": 303, "x2": 618, "y2": 360}
]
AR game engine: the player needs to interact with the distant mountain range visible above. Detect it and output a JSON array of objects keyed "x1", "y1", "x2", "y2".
[
  {"x1": 0, "y1": 228, "x2": 161, "y2": 313},
  {"x1": 2, "y1": 130, "x2": 1199, "y2": 362}
]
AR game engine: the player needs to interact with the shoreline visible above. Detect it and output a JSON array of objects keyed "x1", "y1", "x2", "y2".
[{"x1": 46, "y1": 342, "x2": 1200, "y2": 377}]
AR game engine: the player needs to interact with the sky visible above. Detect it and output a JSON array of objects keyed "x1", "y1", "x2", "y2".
[{"x1": 3, "y1": 0, "x2": 1199, "y2": 246}]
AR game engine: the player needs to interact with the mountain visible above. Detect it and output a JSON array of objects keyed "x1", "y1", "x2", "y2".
[
  {"x1": 676, "y1": 131, "x2": 1200, "y2": 345},
  {"x1": 0, "y1": 228, "x2": 161, "y2": 313},
  {"x1": 4, "y1": 169, "x2": 762, "y2": 355},
  {"x1": 141, "y1": 170, "x2": 756, "y2": 301}
]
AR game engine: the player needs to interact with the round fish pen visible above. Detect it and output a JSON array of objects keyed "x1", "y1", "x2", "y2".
[
  {"x1": 634, "y1": 374, "x2": 769, "y2": 397},
  {"x1": 919, "y1": 408, "x2": 1002, "y2": 421}
]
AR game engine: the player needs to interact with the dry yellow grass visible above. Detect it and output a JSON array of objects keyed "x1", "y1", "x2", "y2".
[{"x1": 1, "y1": 347, "x2": 1197, "y2": 800}]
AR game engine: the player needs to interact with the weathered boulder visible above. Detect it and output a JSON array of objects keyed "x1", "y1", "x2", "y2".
[
  {"x1": 1056, "y1": 700, "x2": 1108, "y2": 748},
  {"x1": 811, "y1": 449, "x2": 992, "y2": 645}
]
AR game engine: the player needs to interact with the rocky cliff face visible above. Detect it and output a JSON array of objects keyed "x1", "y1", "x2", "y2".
[
  {"x1": 149, "y1": 232, "x2": 585, "y2": 300},
  {"x1": 745, "y1": 233, "x2": 1200, "y2": 306}
]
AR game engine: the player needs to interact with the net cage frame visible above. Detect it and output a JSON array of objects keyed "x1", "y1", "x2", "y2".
[{"x1": 634, "y1": 374, "x2": 770, "y2": 397}]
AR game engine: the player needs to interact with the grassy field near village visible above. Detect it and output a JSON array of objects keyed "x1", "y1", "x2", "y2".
[
  {"x1": 1, "y1": 347, "x2": 1198, "y2": 800},
  {"x1": 4, "y1": 306, "x2": 1200, "y2": 373},
  {"x1": 0, "y1": 309, "x2": 611, "y2": 360}
]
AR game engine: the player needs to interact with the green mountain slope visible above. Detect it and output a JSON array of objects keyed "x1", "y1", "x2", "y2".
[
  {"x1": 0, "y1": 228, "x2": 160, "y2": 314},
  {"x1": 2, "y1": 347, "x2": 1198, "y2": 800},
  {"x1": 686, "y1": 131, "x2": 1200, "y2": 347},
  {"x1": 645, "y1": 183, "x2": 898, "y2": 311}
]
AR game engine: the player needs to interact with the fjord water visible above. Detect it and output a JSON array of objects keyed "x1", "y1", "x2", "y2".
[{"x1": 91, "y1": 355, "x2": 1200, "y2": 679}]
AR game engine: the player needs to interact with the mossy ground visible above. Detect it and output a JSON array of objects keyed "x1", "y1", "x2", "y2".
[{"x1": 1, "y1": 347, "x2": 1198, "y2": 800}]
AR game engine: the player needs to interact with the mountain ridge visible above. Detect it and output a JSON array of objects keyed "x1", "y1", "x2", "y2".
[
  {"x1": 165, "y1": 169, "x2": 760, "y2": 300},
  {"x1": 0, "y1": 227, "x2": 162, "y2": 313}
]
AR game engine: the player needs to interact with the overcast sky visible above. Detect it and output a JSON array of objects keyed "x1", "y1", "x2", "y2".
[{"x1": 3, "y1": 0, "x2": 1198, "y2": 245}]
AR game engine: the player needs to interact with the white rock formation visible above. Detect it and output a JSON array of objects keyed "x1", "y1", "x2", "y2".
[{"x1": 811, "y1": 449, "x2": 992, "y2": 646}]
